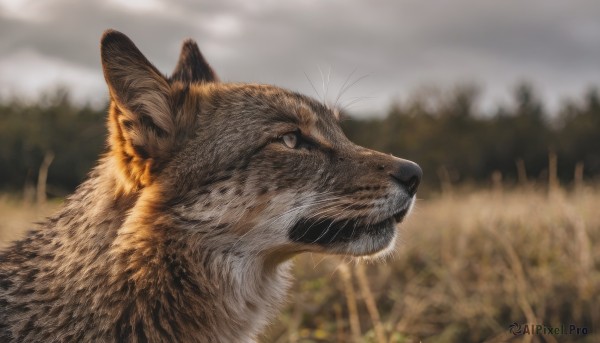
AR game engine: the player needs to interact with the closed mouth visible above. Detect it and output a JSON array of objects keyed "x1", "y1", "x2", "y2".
[{"x1": 289, "y1": 208, "x2": 409, "y2": 246}]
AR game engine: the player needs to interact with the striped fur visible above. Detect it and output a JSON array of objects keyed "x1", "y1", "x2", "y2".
[{"x1": 0, "y1": 30, "x2": 421, "y2": 342}]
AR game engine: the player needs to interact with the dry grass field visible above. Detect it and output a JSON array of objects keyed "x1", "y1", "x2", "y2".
[
  {"x1": 1, "y1": 187, "x2": 598, "y2": 342},
  {"x1": 0, "y1": 196, "x2": 60, "y2": 248},
  {"x1": 262, "y1": 187, "x2": 599, "y2": 343}
]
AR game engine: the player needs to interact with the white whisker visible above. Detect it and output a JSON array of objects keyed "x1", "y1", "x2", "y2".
[{"x1": 304, "y1": 71, "x2": 320, "y2": 99}]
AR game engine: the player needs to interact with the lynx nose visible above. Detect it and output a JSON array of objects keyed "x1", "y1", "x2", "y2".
[{"x1": 389, "y1": 160, "x2": 422, "y2": 196}]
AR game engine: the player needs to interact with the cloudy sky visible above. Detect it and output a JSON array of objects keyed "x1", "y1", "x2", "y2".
[{"x1": 1, "y1": 0, "x2": 599, "y2": 116}]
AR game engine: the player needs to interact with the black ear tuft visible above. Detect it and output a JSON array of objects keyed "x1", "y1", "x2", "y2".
[{"x1": 170, "y1": 39, "x2": 219, "y2": 84}]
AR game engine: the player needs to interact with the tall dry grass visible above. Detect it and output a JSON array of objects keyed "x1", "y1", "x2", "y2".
[
  {"x1": 0, "y1": 195, "x2": 60, "y2": 248},
  {"x1": 263, "y1": 187, "x2": 599, "y2": 343},
  {"x1": 1, "y1": 188, "x2": 598, "y2": 342}
]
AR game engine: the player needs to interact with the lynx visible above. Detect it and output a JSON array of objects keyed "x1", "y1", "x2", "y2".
[{"x1": 0, "y1": 30, "x2": 421, "y2": 342}]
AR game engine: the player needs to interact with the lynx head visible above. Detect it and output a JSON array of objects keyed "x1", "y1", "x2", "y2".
[{"x1": 101, "y1": 30, "x2": 421, "y2": 260}]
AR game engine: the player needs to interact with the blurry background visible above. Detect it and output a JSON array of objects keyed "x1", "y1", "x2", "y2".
[{"x1": 0, "y1": 1, "x2": 599, "y2": 342}]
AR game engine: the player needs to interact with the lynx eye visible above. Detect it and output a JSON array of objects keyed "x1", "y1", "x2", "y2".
[{"x1": 281, "y1": 132, "x2": 299, "y2": 149}]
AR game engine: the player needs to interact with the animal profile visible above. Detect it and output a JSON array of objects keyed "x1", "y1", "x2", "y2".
[{"x1": 0, "y1": 29, "x2": 421, "y2": 342}]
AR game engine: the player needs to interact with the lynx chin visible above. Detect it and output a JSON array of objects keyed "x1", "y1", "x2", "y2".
[{"x1": 0, "y1": 30, "x2": 422, "y2": 342}]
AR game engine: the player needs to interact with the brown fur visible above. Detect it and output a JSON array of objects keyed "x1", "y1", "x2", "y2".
[{"x1": 0, "y1": 30, "x2": 421, "y2": 342}]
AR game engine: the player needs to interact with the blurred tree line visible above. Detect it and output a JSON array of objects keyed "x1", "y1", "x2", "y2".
[
  {"x1": 0, "y1": 83, "x2": 599, "y2": 196},
  {"x1": 342, "y1": 83, "x2": 600, "y2": 189},
  {"x1": 0, "y1": 89, "x2": 106, "y2": 196}
]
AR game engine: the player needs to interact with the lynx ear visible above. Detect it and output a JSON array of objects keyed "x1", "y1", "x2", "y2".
[
  {"x1": 170, "y1": 39, "x2": 219, "y2": 83},
  {"x1": 101, "y1": 29, "x2": 177, "y2": 192}
]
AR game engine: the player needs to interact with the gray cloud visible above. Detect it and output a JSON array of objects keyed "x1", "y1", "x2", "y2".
[{"x1": 1, "y1": 0, "x2": 599, "y2": 115}]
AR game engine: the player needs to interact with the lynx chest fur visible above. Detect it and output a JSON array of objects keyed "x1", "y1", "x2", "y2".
[{"x1": 0, "y1": 30, "x2": 421, "y2": 342}]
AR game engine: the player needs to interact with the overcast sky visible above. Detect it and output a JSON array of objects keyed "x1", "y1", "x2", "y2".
[{"x1": 1, "y1": 0, "x2": 599, "y2": 117}]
